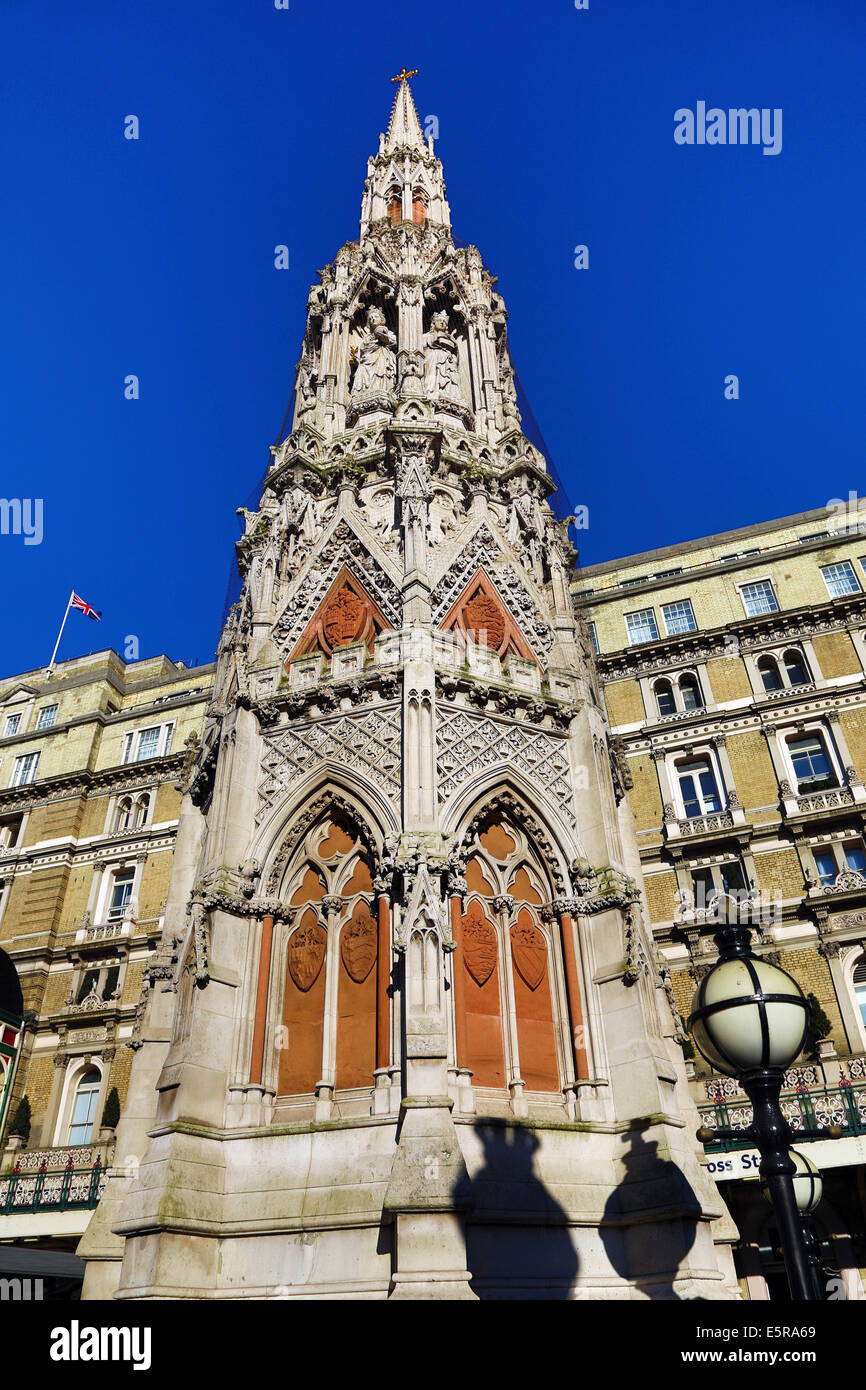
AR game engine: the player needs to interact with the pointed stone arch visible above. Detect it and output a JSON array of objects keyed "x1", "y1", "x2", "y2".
[
  {"x1": 443, "y1": 775, "x2": 579, "y2": 896},
  {"x1": 288, "y1": 563, "x2": 392, "y2": 662},
  {"x1": 265, "y1": 792, "x2": 386, "y2": 1102},
  {"x1": 450, "y1": 794, "x2": 570, "y2": 1097},
  {"x1": 261, "y1": 781, "x2": 389, "y2": 898},
  {"x1": 439, "y1": 567, "x2": 539, "y2": 664}
]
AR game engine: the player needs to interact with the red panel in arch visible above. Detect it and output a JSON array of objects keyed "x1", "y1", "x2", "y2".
[
  {"x1": 336, "y1": 902, "x2": 377, "y2": 1089},
  {"x1": 279, "y1": 909, "x2": 326, "y2": 1095},
  {"x1": 461, "y1": 899, "x2": 505, "y2": 1087},
  {"x1": 510, "y1": 909, "x2": 559, "y2": 1092}
]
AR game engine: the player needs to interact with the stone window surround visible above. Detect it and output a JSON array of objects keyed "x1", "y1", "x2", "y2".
[
  {"x1": 768, "y1": 716, "x2": 849, "y2": 796},
  {"x1": 737, "y1": 575, "x2": 780, "y2": 617},
  {"x1": 653, "y1": 737, "x2": 739, "y2": 823},
  {"x1": 10, "y1": 749, "x2": 40, "y2": 789},
  {"x1": 828, "y1": 944, "x2": 866, "y2": 1057},
  {"x1": 69, "y1": 956, "x2": 127, "y2": 1007},
  {"x1": 673, "y1": 847, "x2": 758, "y2": 906},
  {"x1": 802, "y1": 831, "x2": 866, "y2": 888},
  {"x1": 743, "y1": 638, "x2": 822, "y2": 698},
  {"x1": 121, "y1": 720, "x2": 175, "y2": 765},
  {"x1": 0, "y1": 692, "x2": 36, "y2": 740},
  {"x1": 640, "y1": 664, "x2": 712, "y2": 722},
  {"x1": 88, "y1": 854, "x2": 146, "y2": 926},
  {"x1": 50, "y1": 1054, "x2": 108, "y2": 1150},
  {"x1": 104, "y1": 786, "x2": 155, "y2": 836}
]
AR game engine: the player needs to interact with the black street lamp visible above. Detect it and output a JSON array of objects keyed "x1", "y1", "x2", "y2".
[
  {"x1": 689, "y1": 920, "x2": 841, "y2": 1302},
  {"x1": 762, "y1": 1148, "x2": 826, "y2": 1301}
]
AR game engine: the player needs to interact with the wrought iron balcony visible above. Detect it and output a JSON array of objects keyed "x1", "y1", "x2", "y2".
[
  {"x1": 698, "y1": 1079, "x2": 866, "y2": 1152},
  {"x1": 0, "y1": 1157, "x2": 105, "y2": 1215}
]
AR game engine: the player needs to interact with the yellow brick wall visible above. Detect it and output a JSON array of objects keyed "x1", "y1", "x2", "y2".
[
  {"x1": 707, "y1": 657, "x2": 752, "y2": 703},
  {"x1": 670, "y1": 970, "x2": 694, "y2": 1024},
  {"x1": 751, "y1": 848, "x2": 804, "y2": 899},
  {"x1": 783, "y1": 948, "x2": 846, "y2": 1044},
  {"x1": 839, "y1": 708, "x2": 866, "y2": 782},
  {"x1": 643, "y1": 871, "x2": 680, "y2": 926},
  {"x1": 603, "y1": 679, "x2": 646, "y2": 728},
  {"x1": 812, "y1": 631, "x2": 862, "y2": 680},
  {"x1": 727, "y1": 731, "x2": 780, "y2": 808},
  {"x1": 626, "y1": 759, "x2": 664, "y2": 832}
]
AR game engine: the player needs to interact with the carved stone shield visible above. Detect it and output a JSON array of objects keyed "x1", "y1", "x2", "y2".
[
  {"x1": 510, "y1": 920, "x2": 546, "y2": 991},
  {"x1": 341, "y1": 906, "x2": 377, "y2": 983},
  {"x1": 462, "y1": 901, "x2": 498, "y2": 987},
  {"x1": 463, "y1": 592, "x2": 505, "y2": 649},
  {"x1": 288, "y1": 920, "x2": 326, "y2": 991},
  {"x1": 323, "y1": 587, "x2": 366, "y2": 648}
]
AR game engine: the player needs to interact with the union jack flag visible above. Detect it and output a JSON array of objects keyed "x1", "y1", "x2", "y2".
[{"x1": 70, "y1": 592, "x2": 101, "y2": 621}]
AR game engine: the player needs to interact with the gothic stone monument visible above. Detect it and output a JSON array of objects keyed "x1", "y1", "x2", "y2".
[{"x1": 80, "y1": 72, "x2": 738, "y2": 1300}]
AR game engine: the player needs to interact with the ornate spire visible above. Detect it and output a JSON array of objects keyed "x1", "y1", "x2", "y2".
[
  {"x1": 359, "y1": 72, "x2": 449, "y2": 238},
  {"x1": 384, "y1": 69, "x2": 425, "y2": 153}
]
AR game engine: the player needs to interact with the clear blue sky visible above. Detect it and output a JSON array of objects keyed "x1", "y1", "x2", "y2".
[{"x1": 2, "y1": 0, "x2": 864, "y2": 673}]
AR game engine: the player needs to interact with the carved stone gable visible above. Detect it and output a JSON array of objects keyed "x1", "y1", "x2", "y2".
[
  {"x1": 431, "y1": 526, "x2": 553, "y2": 661},
  {"x1": 439, "y1": 567, "x2": 538, "y2": 663},
  {"x1": 272, "y1": 524, "x2": 400, "y2": 658},
  {"x1": 291, "y1": 564, "x2": 390, "y2": 660}
]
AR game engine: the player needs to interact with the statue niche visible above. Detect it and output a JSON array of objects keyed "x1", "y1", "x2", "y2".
[
  {"x1": 424, "y1": 310, "x2": 462, "y2": 401},
  {"x1": 351, "y1": 306, "x2": 397, "y2": 398}
]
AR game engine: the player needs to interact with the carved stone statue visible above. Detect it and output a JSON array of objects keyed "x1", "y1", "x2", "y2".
[
  {"x1": 508, "y1": 481, "x2": 545, "y2": 581},
  {"x1": 351, "y1": 307, "x2": 397, "y2": 397},
  {"x1": 424, "y1": 310, "x2": 461, "y2": 399},
  {"x1": 296, "y1": 360, "x2": 317, "y2": 415}
]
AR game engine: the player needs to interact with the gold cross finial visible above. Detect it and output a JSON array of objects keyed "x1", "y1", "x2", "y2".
[{"x1": 391, "y1": 67, "x2": 418, "y2": 84}]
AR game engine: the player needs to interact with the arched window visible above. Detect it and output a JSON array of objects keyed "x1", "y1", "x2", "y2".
[
  {"x1": 133, "y1": 793, "x2": 149, "y2": 829},
  {"x1": 679, "y1": 673, "x2": 704, "y2": 711},
  {"x1": 677, "y1": 757, "x2": 722, "y2": 818},
  {"x1": 654, "y1": 679, "x2": 676, "y2": 717},
  {"x1": 784, "y1": 649, "x2": 810, "y2": 686},
  {"x1": 386, "y1": 188, "x2": 402, "y2": 225},
  {"x1": 114, "y1": 797, "x2": 134, "y2": 832},
  {"x1": 278, "y1": 813, "x2": 377, "y2": 1097},
  {"x1": 67, "y1": 1068, "x2": 101, "y2": 1145},
  {"x1": 459, "y1": 814, "x2": 563, "y2": 1094},
  {"x1": 787, "y1": 732, "x2": 838, "y2": 793},
  {"x1": 758, "y1": 655, "x2": 783, "y2": 692},
  {"x1": 411, "y1": 189, "x2": 427, "y2": 225}
]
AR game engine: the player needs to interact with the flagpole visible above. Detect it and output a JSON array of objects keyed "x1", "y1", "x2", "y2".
[{"x1": 47, "y1": 591, "x2": 74, "y2": 676}]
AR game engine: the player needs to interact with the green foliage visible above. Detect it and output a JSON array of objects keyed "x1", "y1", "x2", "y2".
[
  {"x1": 805, "y1": 992, "x2": 832, "y2": 1056},
  {"x1": 8, "y1": 1094, "x2": 31, "y2": 1140},
  {"x1": 101, "y1": 1086, "x2": 121, "y2": 1131}
]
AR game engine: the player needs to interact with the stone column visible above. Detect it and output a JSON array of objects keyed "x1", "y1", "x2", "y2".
[
  {"x1": 249, "y1": 915, "x2": 274, "y2": 1088},
  {"x1": 382, "y1": 920, "x2": 475, "y2": 1300},
  {"x1": 316, "y1": 895, "x2": 343, "y2": 1119},
  {"x1": 372, "y1": 891, "x2": 396, "y2": 1115},
  {"x1": 448, "y1": 892, "x2": 475, "y2": 1113},
  {"x1": 554, "y1": 906, "x2": 589, "y2": 1081}
]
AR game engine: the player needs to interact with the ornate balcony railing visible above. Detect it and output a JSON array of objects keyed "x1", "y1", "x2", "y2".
[
  {"x1": 795, "y1": 787, "x2": 855, "y2": 814},
  {"x1": 0, "y1": 1158, "x2": 105, "y2": 1214},
  {"x1": 763, "y1": 682, "x2": 816, "y2": 700},
  {"x1": 698, "y1": 1080, "x2": 866, "y2": 1152}
]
